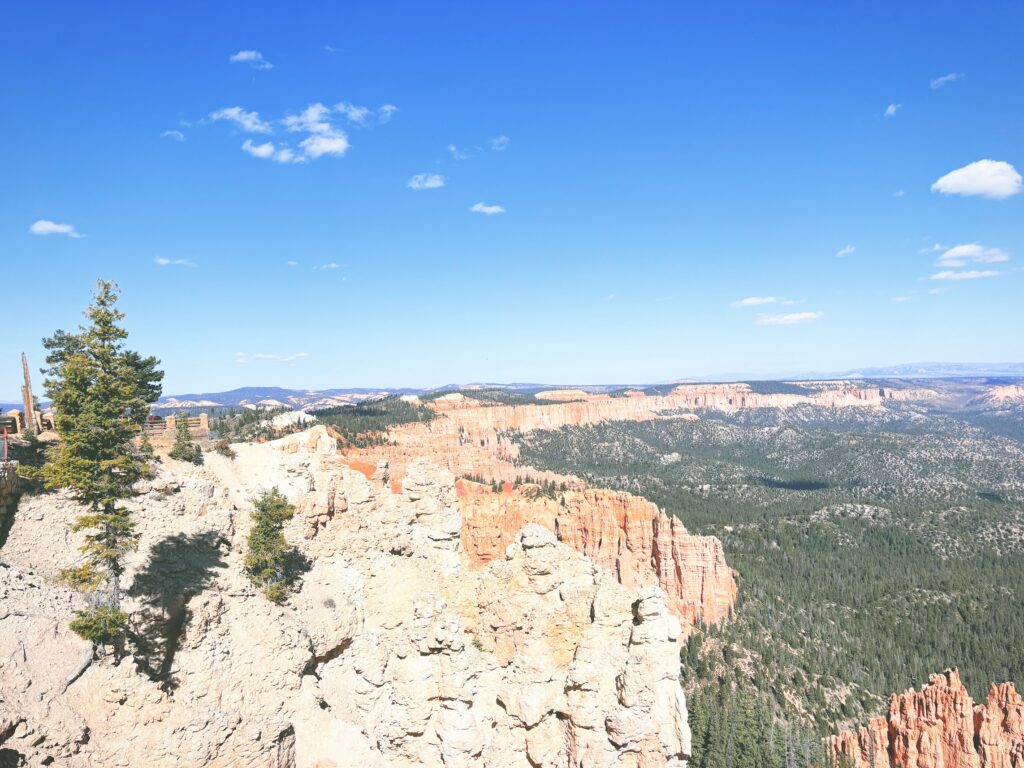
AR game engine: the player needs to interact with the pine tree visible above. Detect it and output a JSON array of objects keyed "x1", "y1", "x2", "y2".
[
  {"x1": 42, "y1": 280, "x2": 164, "y2": 645},
  {"x1": 169, "y1": 412, "x2": 202, "y2": 464},
  {"x1": 245, "y1": 488, "x2": 297, "y2": 603}
]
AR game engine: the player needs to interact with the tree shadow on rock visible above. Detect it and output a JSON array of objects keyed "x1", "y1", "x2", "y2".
[{"x1": 127, "y1": 530, "x2": 228, "y2": 691}]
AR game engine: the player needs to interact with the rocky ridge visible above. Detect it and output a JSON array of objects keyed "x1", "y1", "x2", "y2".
[
  {"x1": 0, "y1": 427, "x2": 691, "y2": 767},
  {"x1": 828, "y1": 669, "x2": 1024, "y2": 768}
]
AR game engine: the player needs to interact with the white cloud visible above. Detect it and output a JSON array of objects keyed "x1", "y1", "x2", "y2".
[
  {"x1": 162, "y1": 129, "x2": 186, "y2": 142},
  {"x1": 835, "y1": 244, "x2": 856, "y2": 258},
  {"x1": 154, "y1": 256, "x2": 196, "y2": 267},
  {"x1": 890, "y1": 296, "x2": 912, "y2": 303},
  {"x1": 284, "y1": 103, "x2": 333, "y2": 134},
  {"x1": 930, "y1": 72, "x2": 964, "y2": 90},
  {"x1": 313, "y1": 263, "x2": 341, "y2": 270},
  {"x1": 241, "y1": 139, "x2": 303, "y2": 164},
  {"x1": 929, "y1": 269, "x2": 1001, "y2": 281},
  {"x1": 229, "y1": 50, "x2": 273, "y2": 70},
  {"x1": 29, "y1": 219, "x2": 81, "y2": 238},
  {"x1": 234, "y1": 351, "x2": 309, "y2": 364},
  {"x1": 378, "y1": 104, "x2": 397, "y2": 123},
  {"x1": 931, "y1": 159, "x2": 1022, "y2": 200},
  {"x1": 300, "y1": 133, "x2": 350, "y2": 158},
  {"x1": 242, "y1": 139, "x2": 275, "y2": 159},
  {"x1": 756, "y1": 311, "x2": 824, "y2": 326},
  {"x1": 893, "y1": 189, "x2": 905, "y2": 197},
  {"x1": 281, "y1": 103, "x2": 350, "y2": 159},
  {"x1": 490, "y1": 135, "x2": 510, "y2": 151},
  {"x1": 210, "y1": 106, "x2": 271, "y2": 133},
  {"x1": 730, "y1": 296, "x2": 778, "y2": 308},
  {"x1": 936, "y1": 244, "x2": 1010, "y2": 267},
  {"x1": 286, "y1": 260, "x2": 298, "y2": 266},
  {"x1": 885, "y1": 103, "x2": 902, "y2": 117},
  {"x1": 407, "y1": 173, "x2": 445, "y2": 190},
  {"x1": 448, "y1": 144, "x2": 471, "y2": 160},
  {"x1": 470, "y1": 202, "x2": 505, "y2": 215},
  {"x1": 336, "y1": 101, "x2": 371, "y2": 125},
  {"x1": 323, "y1": 45, "x2": 339, "y2": 53}
]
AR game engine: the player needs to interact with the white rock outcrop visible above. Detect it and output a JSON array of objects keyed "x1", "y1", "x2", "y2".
[{"x1": 0, "y1": 426, "x2": 691, "y2": 767}]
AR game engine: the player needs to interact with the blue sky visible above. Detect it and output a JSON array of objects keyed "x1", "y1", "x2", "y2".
[{"x1": 2, "y1": 1, "x2": 1022, "y2": 396}]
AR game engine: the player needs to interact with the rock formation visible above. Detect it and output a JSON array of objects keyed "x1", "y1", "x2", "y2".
[
  {"x1": 343, "y1": 383, "x2": 935, "y2": 492},
  {"x1": 0, "y1": 427, "x2": 692, "y2": 767},
  {"x1": 828, "y1": 669, "x2": 1024, "y2": 768},
  {"x1": 457, "y1": 480, "x2": 735, "y2": 627}
]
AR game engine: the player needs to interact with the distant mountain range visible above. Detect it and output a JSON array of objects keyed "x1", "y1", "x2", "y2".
[{"x1": 5, "y1": 363, "x2": 1022, "y2": 413}]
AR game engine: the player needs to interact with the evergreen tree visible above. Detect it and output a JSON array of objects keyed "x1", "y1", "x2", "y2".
[
  {"x1": 245, "y1": 488, "x2": 298, "y2": 603},
  {"x1": 168, "y1": 413, "x2": 202, "y2": 464},
  {"x1": 42, "y1": 280, "x2": 164, "y2": 645}
]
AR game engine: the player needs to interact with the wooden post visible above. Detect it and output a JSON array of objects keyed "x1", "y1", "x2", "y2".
[{"x1": 21, "y1": 353, "x2": 38, "y2": 436}]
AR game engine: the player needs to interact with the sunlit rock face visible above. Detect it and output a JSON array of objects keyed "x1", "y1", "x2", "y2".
[
  {"x1": 828, "y1": 669, "x2": 1024, "y2": 768},
  {"x1": 0, "y1": 427, "x2": 692, "y2": 767},
  {"x1": 457, "y1": 479, "x2": 736, "y2": 629}
]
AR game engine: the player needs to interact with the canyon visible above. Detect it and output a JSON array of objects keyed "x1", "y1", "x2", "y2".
[
  {"x1": 0, "y1": 427, "x2": 691, "y2": 767},
  {"x1": 828, "y1": 670, "x2": 1024, "y2": 768},
  {"x1": 335, "y1": 382, "x2": 934, "y2": 631}
]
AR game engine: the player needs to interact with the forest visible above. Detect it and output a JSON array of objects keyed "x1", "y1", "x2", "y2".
[{"x1": 514, "y1": 402, "x2": 1024, "y2": 753}]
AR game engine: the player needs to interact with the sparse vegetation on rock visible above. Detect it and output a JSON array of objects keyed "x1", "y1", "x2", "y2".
[
  {"x1": 168, "y1": 413, "x2": 203, "y2": 465},
  {"x1": 244, "y1": 487, "x2": 298, "y2": 603}
]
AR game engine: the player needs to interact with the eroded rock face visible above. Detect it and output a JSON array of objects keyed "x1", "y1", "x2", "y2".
[
  {"x1": 458, "y1": 481, "x2": 735, "y2": 627},
  {"x1": 828, "y1": 669, "x2": 1024, "y2": 768},
  {"x1": 0, "y1": 428, "x2": 692, "y2": 767}
]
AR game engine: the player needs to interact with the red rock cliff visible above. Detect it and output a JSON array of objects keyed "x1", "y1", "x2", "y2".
[
  {"x1": 457, "y1": 480, "x2": 736, "y2": 628},
  {"x1": 828, "y1": 670, "x2": 1024, "y2": 768}
]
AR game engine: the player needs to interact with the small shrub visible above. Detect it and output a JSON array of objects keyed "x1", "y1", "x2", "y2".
[{"x1": 69, "y1": 604, "x2": 130, "y2": 645}]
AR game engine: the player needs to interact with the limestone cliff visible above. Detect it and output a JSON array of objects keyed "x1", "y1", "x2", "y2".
[
  {"x1": 828, "y1": 669, "x2": 1024, "y2": 768},
  {"x1": 0, "y1": 427, "x2": 692, "y2": 767},
  {"x1": 457, "y1": 480, "x2": 735, "y2": 627}
]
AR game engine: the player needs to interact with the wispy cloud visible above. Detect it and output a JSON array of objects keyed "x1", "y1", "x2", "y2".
[
  {"x1": 336, "y1": 101, "x2": 372, "y2": 125},
  {"x1": 931, "y1": 159, "x2": 1021, "y2": 200},
  {"x1": 835, "y1": 244, "x2": 856, "y2": 258},
  {"x1": 407, "y1": 173, "x2": 445, "y2": 190},
  {"x1": 929, "y1": 269, "x2": 1001, "y2": 281},
  {"x1": 893, "y1": 189, "x2": 905, "y2": 198},
  {"x1": 241, "y1": 139, "x2": 275, "y2": 159},
  {"x1": 730, "y1": 296, "x2": 778, "y2": 308},
  {"x1": 313, "y1": 262, "x2": 342, "y2": 270},
  {"x1": 162, "y1": 129, "x2": 186, "y2": 142},
  {"x1": 154, "y1": 256, "x2": 196, "y2": 267},
  {"x1": 930, "y1": 72, "x2": 964, "y2": 90},
  {"x1": 229, "y1": 50, "x2": 273, "y2": 70},
  {"x1": 890, "y1": 296, "x2": 912, "y2": 303},
  {"x1": 323, "y1": 45, "x2": 339, "y2": 53},
  {"x1": 470, "y1": 202, "x2": 505, "y2": 215},
  {"x1": 378, "y1": 104, "x2": 397, "y2": 123},
  {"x1": 490, "y1": 135, "x2": 510, "y2": 151},
  {"x1": 448, "y1": 144, "x2": 471, "y2": 161},
  {"x1": 29, "y1": 219, "x2": 81, "y2": 238},
  {"x1": 210, "y1": 106, "x2": 272, "y2": 133},
  {"x1": 234, "y1": 351, "x2": 309, "y2": 364},
  {"x1": 756, "y1": 311, "x2": 824, "y2": 326},
  {"x1": 885, "y1": 103, "x2": 902, "y2": 117},
  {"x1": 935, "y1": 244, "x2": 1010, "y2": 267},
  {"x1": 286, "y1": 260, "x2": 298, "y2": 266}
]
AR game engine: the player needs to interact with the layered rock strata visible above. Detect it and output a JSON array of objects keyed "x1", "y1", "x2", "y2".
[
  {"x1": 457, "y1": 480, "x2": 735, "y2": 627},
  {"x1": 828, "y1": 669, "x2": 1024, "y2": 768},
  {"x1": 0, "y1": 427, "x2": 692, "y2": 767}
]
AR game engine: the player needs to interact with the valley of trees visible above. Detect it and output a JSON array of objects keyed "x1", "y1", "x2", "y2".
[
  {"x1": 515, "y1": 405, "x2": 1024, "y2": 749},
  {"x1": 310, "y1": 396, "x2": 435, "y2": 447}
]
